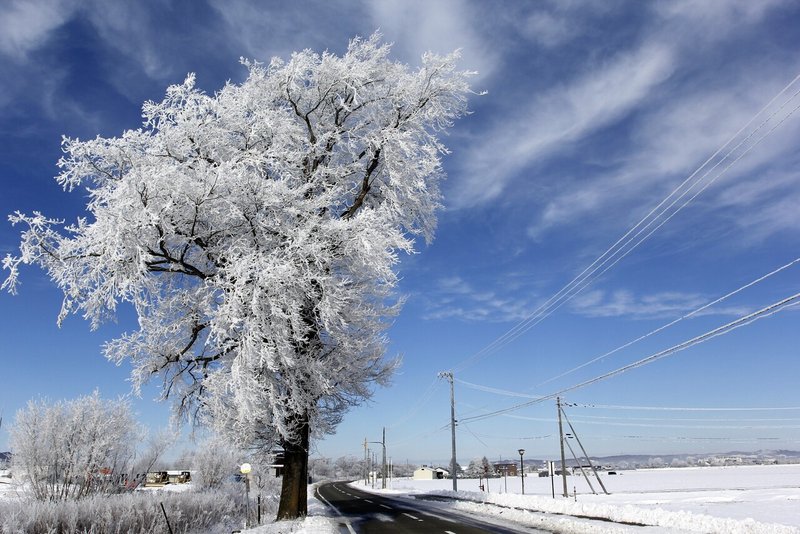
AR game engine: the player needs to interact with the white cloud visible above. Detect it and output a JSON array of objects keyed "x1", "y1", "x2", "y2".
[
  {"x1": 518, "y1": 10, "x2": 577, "y2": 49},
  {"x1": 570, "y1": 289, "x2": 748, "y2": 319},
  {"x1": 716, "y1": 166, "x2": 800, "y2": 242},
  {"x1": 366, "y1": 0, "x2": 497, "y2": 80},
  {"x1": 526, "y1": 70, "x2": 800, "y2": 239},
  {"x1": 0, "y1": 0, "x2": 79, "y2": 61},
  {"x1": 450, "y1": 42, "x2": 675, "y2": 209},
  {"x1": 84, "y1": 2, "x2": 172, "y2": 82},
  {"x1": 419, "y1": 275, "x2": 540, "y2": 323},
  {"x1": 655, "y1": 0, "x2": 787, "y2": 34},
  {"x1": 0, "y1": 0, "x2": 79, "y2": 59},
  {"x1": 208, "y1": 0, "x2": 350, "y2": 61}
]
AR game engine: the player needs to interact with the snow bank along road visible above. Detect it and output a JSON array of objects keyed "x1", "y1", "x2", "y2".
[{"x1": 315, "y1": 481, "x2": 543, "y2": 533}]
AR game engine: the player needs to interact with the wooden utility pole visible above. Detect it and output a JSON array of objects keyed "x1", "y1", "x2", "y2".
[
  {"x1": 557, "y1": 397, "x2": 568, "y2": 497},
  {"x1": 439, "y1": 371, "x2": 458, "y2": 491}
]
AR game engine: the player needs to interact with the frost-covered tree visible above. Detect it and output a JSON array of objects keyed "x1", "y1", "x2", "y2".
[
  {"x1": 129, "y1": 428, "x2": 177, "y2": 488},
  {"x1": 333, "y1": 455, "x2": 365, "y2": 479},
  {"x1": 10, "y1": 392, "x2": 140, "y2": 501},
  {"x1": 191, "y1": 435, "x2": 242, "y2": 490},
  {"x1": 465, "y1": 457, "x2": 483, "y2": 478},
  {"x1": 3, "y1": 34, "x2": 473, "y2": 518}
]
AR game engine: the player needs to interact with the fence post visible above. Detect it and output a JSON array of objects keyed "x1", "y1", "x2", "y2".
[{"x1": 160, "y1": 502, "x2": 174, "y2": 534}]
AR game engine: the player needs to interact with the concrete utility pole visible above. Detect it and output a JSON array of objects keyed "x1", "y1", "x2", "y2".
[
  {"x1": 557, "y1": 397, "x2": 568, "y2": 497},
  {"x1": 563, "y1": 405, "x2": 609, "y2": 495},
  {"x1": 367, "y1": 432, "x2": 387, "y2": 489},
  {"x1": 382, "y1": 427, "x2": 387, "y2": 489},
  {"x1": 363, "y1": 438, "x2": 368, "y2": 485},
  {"x1": 438, "y1": 371, "x2": 458, "y2": 491}
]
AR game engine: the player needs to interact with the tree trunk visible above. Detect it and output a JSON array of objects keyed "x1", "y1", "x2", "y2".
[{"x1": 276, "y1": 416, "x2": 310, "y2": 520}]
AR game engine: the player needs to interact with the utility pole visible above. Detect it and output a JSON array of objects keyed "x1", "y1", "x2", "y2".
[
  {"x1": 368, "y1": 433, "x2": 387, "y2": 489},
  {"x1": 563, "y1": 404, "x2": 609, "y2": 495},
  {"x1": 557, "y1": 397, "x2": 568, "y2": 497},
  {"x1": 363, "y1": 438, "x2": 368, "y2": 485},
  {"x1": 438, "y1": 371, "x2": 458, "y2": 491},
  {"x1": 382, "y1": 427, "x2": 387, "y2": 489}
]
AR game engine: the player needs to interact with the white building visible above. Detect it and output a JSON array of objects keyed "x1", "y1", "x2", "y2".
[{"x1": 413, "y1": 466, "x2": 448, "y2": 480}]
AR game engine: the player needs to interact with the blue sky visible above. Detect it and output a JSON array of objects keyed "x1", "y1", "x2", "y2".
[{"x1": 1, "y1": 0, "x2": 800, "y2": 466}]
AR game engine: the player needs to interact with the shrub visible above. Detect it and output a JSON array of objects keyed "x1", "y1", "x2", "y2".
[
  {"x1": 9, "y1": 392, "x2": 140, "y2": 501},
  {"x1": 0, "y1": 489, "x2": 245, "y2": 534}
]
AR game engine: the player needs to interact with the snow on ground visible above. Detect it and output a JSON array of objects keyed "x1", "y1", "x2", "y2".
[
  {"x1": 0, "y1": 474, "x2": 20, "y2": 501},
  {"x1": 5, "y1": 465, "x2": 798, "y2": 532},
  {"x1": 353, "y1": 464, "x2": 800, "y2": 533},
  {"x1": 241, "y1": 485, "x2": 339, "y2": 534}
]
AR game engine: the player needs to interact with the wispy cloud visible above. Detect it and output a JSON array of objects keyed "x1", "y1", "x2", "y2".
[
  {"x1": 570, "y1": 289, "x2": 749, "y2": 320},
  {"x1": 526, "y1": 71, "x2": 800, "y2": 240},
  {"x1": 450, "y1": 42, "x2": 675, "y2": 208},
  {"x1": 208, "y1": 0, "x2": 357, "y2": 62},
  {"x1": 366, "y1": 0, "x2": 497, "y2": 80},
  {"x1": 655, "y1": 0, "x2": 786, "y2": 33},
  {"x1": 0, "y1": 0, "x2": 78, "y2": 60},
  {"x1": 419, "y1": 275, "x2": 540, "y2": 323},
  {"x1": 446, "y1": 0, "x2": 797, "y2": 253}
]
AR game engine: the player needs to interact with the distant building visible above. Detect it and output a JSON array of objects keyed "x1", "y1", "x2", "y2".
[
  {"x1": 144, "y1": 470, "x2": 191, "y2": 486},
  {"x1": 492, "y1": 461, "x2": 517, "y2": 477},
  {"x1": 413, "y1": 466, "x2": 448, "y2": 480}
]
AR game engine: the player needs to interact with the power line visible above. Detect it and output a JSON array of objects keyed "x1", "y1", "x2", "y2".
[
  {"x1": 455, "y1": 378, "x2": 544, "y2": 399},
  {"x1": 568, "y1": 414, "x2": 800, "y2": 423},
  {"x1": 458, "y1": 291, "x2": 800, "y2": 424},
  {"x1": 451, "y1": 72, "x2": 800, "y2": 373},
  {"x1": 465, "y1": 431, "x2": 552, "y2": 441},
  {"x1": 385, "y1": 378, "x2": 441, "y2": 429},
  {"x1": 582, "y1": 434, "x2": 788, "y2": 443},
  {"x1": 566, "y1": 419, "x2": 800, "y2": 430},
  {"x1": 536, "y1": 256, "x2": 800, "y2": 388},
  {"x1": 572, "y1": 403, "x2": 800, "y2": 412},
  {"x1": 390, "y1": 421, "x2": 450, "y2": 447},
  {"x1": 474, "y1": 87, "x2": 800, "y2": 368}
]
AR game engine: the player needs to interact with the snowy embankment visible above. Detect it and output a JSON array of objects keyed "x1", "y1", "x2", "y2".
[
  {"x1": 354, "y1": 464, "x2": 800, "y2": 534},
  {"x1": 240, "y1": 485, "x2": 339, "y2": 534}
]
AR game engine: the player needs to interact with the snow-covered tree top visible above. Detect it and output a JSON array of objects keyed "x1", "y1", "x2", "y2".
[{"x1": 3, "y1": 33, "x2": 474, "y2": 448}]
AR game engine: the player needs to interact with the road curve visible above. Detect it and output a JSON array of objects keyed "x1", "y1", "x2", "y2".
[{"x1": 315, "y1": 481, "x2": 545, "y2": 534}]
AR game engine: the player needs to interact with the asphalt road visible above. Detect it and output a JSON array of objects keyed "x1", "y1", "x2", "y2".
[{"x1": 315, "y1": 481, "x2": 546, "y2": 534}]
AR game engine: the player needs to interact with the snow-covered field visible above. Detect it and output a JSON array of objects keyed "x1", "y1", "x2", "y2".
[
  {"x1": 353, "y1": 463, "x2": 800, "y2": 533},
  {"x1": 5, "y1": 464, "x2": 798, "y2": 533}
]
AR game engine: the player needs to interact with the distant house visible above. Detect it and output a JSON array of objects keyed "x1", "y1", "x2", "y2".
[
  {"x1": 413, "y1": 466, "x2": 448, "y2": 480},
  {"x1": 492, "y1": 461, "x2": 517, "y2": 477},
  {"x1": 144, "y1": 470, "x2": 191, "y2": 486}
]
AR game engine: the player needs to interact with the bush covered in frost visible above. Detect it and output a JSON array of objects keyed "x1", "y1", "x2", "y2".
[
  {"x1": 9, "y1": 392, "x2": 174, "y2": 501},
  {"x1": 0, "y1": 489, "x2": 247, "y2": 534}
]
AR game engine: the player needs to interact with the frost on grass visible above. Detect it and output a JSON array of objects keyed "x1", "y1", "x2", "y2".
[{"x1": 0, "y1": 489, "x2": 244, "y2": 534}]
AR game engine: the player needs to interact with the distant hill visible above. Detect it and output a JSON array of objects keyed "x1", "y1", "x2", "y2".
[
  {"x1": 0, "y1": 452, "x2": 10, "y2": 463},
  {"x1": 499, "y1": 450, "x2": 800, "y2": 472}
]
